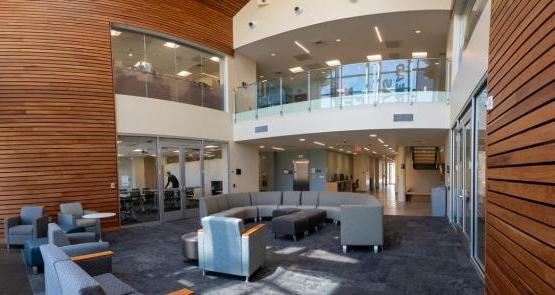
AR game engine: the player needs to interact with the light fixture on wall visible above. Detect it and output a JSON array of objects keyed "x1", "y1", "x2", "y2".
[
  {"x1": 373, "y1": 26, "x2": 383, "y2": 43},
  {"x1": 366, "y1": 54, "x2": 382, "y2": 62},
  {"x1": 177, "y1": 70, "x2": 191, "y2": 77},
  {"x1": 412, "y1": 51, "x2": 427, "y2": 58},
  {"x1": 164, "y1": 42, "x2": 179, "y2": 49},
  {"x1": 289, "y1": 66, "x2": 304, "y2": 73},
  {"x1": 325, "y1": 59, "x2": 341, "y2": 67},
  {"x1": 294, "y1": 41, "x2": 310, "y2": 54}
]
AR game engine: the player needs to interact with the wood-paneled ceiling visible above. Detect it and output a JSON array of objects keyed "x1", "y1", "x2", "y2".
[{"x1": 193, "y1": 0, "x2": 249, "y2": 17}]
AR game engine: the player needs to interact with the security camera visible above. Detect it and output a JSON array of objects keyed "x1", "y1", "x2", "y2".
[
  {"x1": 248, "y1": 21, "x2": 256, "y2": 28},
  {"x1": 294, "y1": 6, "x2": 303, "y2": 14}
]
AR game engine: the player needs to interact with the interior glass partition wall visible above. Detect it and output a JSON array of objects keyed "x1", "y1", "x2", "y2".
[
  {"x1": 450, "y1": 80, "x2": 487, "y2": 277},
  {"x1": 111, "y1": 26, "x2": 225, "y2": 111},
  {"x1": 117, "y1": 136, "x2": 228, "y2": 224}
]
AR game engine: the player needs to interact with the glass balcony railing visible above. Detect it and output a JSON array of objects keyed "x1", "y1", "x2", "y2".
[{"x1": 234, "y1": 58, "x2": 450, "y2": 122}]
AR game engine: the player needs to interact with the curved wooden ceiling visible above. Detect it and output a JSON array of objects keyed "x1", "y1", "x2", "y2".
[{"x1": 193, "y1": 0, "x2": 249, "y2": 17}]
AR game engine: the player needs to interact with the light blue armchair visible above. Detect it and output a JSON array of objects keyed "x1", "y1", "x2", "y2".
[
  {"x1": 40, "y1": 244, "x2": 140, "y2": 295},
  {"x1": 198, "y1": 216, "x2": 266, "y2": 282},
  {"x1": 48, "y1": 223, "x2": 111, "y2": 276},
  {"x1": 58, "y1": 202, "x2": 99, "y2": 236},
  {"x1": 4, "y1": 206, "x2": 48, "y2": 248}
]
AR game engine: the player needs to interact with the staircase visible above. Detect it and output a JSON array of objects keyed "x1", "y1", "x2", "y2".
[{"x1": 411, "y1": 147, "x2": 439, "y2": 170}]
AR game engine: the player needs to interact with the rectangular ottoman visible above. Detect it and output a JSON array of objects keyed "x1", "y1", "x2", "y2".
[
  {"x1": 294, "y1": 209, "x2": 326, "y2": 230},
  {"x1": 271, "y1": 214, "x2": 309, "y2": 241},
  {"x1": 24, "y1": 238, "x2": 48, "y2": 273}
]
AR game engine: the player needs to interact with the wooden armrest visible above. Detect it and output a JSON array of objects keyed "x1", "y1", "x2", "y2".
[
  {"x1": 242, "y1": 224, "x2": 266, "y2": 237},
  {"x1": 70, "y1": 251, "x2": 114, "y2": 262},
  {"x1": 167, "y1": 288, "x2": 195, "y2": 295}
]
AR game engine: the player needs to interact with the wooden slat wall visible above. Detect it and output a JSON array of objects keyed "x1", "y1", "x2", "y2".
[
  {"x1": 486, "y1": 0, "x2": 555, "y2": 293},
  {"x1": 0, "y1": 0, "x2": 233, "y2": 240}
]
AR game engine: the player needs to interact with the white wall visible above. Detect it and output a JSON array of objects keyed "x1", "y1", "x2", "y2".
[
  {"x1": 116, "y1": 94, "x2": 233, "y2": 141},
  {"x1": 234, "y1": 103, "x2": 450, "y2": 141},
  {"x1": 449, "y1": 1, "x2": 490, "y2": 125},
  {"x1": 234, "y1": 0, "x2": 451, "y2": 48},
  {"x1": 226, "y1": 52, "x2": 257, "y2": 113},
  {"x1": 229, "y1": 142, "x2": 260, "y2": 192}
]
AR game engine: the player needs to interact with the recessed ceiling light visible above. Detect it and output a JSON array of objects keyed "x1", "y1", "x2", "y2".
[
  {"x1": 204, "y1": 145, "x2": 218, "y2": 149},
  {"x1": 412, "y1": 52, "x2": 427, "y2": 58},
  {"x1": 128, "y1": 53, "x2": 133, "y2": 57},
  {"x1": 259, "y1": 75, "x2": 264, "y2": 78},
  {"x1": 110, "y1": 30, "x2": 121, "y2": 37},
  {"x1": 373, "y1": 26, "x2": 383, "y2": 43},
  {"x1": 299, "y1": 138, "x2": 306, "y2": 142},
  {"x1": 415, "y1": 29, "x2": 422, "y2": 34},
  {"x1": 132, "y1": 149, "x2": 142, "y2": 152},
  {"x1": 177, "y1": 70, "x2": 191, "y2": 77},
  {"x1": 384, "y1": 144, "x2": 389, "y2": 147},
  {"x1": 209, "y1": 56, "x2": 220, "y2": 62},
  {"x1": 372, "y1": 151, "x2": 377, "y2": 154},
  {"x1": 353, "y1": 153, "x2": 358, "y2": 155},
  {"x1": 290, "y1": 77, "x2": 294, "y2": 80},
  {"x1": 369, "y1": 134, "x2": 377, "y2": 137},
  {"x1": 259, "y1": 145, "x2": 265, "y2": 148},
  {"x1": 313, "y1": 141, "x2": 325, "y2": 146},
  {"x1": 271, "y1": 53, "x2": 276, "y2": 56},
  {"x1": 325, "y1": 59, "x2": 341, "y2": 67},
  {"x1": 272, "y1": 147, "x2": 285, "y2": 151},
  {"x1": 363, "y1": 147, "x2": 370, "y2": 151},
  {"x1": 150, "y1": 154, "x2": 156, "y2": 157},
  {"x1": 329, "y1": 146, "x2": 335, "y2": 149},
  {"x1": 339, "y1": 149, "x2": 344, "y2": 151},
  {"x1": 388, "y1": 147, "x2": 393, "y2": 150},
  {"x1": 335, "y1": 38, "x2": 342, "y2": 42},
  {"x1": 289, "y1": 67, "x2": 304, "y2": 73},
  {"x1": 173, "y1": 150, "x2": 180, "y2": 153},
  {"x1": 294, "y1": 41, "x2": 310, "y2": 54},
  {"x1": 366, "y1": 54, "x2": 382, "y2": 62},
  {"x1": 117, "y1": 154, "x2": 123, "y2": 157},
  {"x1": 164, "y1": 42, "x2": 179, "y2": 49},
  {"x1": 377, "y1": 138, "x2": 384, "y2": 143},
  {"x1": 435, "y1": 62, "x2": 440, "y2": 65},
  {"x1": 261, "y1": 79, "x2": 268, "y2": 83}
]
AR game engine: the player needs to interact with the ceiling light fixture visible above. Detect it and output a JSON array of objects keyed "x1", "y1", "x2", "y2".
[
  {"x1": 363, "y1": 147, "x2": 370, "y2": 151},
  {"x1": 366, "y1": 54, "x2": 382, "y2": 62},
  {"x1": 294, "y1": 41, "x2": 310, "y2": 54},
  {"x1": 353, "y1": 153, "x2": 358, "y2": 155},
  {"x1": 163, "y1": 42, "x2": 179, "y2": 49},
  {"x1": 110, "y1": 30, "x2": 121, "y2": 37},
  {"x1": 132, "y1": 149, "x2": 142, "y2": 152},
  {"x1": 373, "y1": 26, "x2": 383, "y2": 43},
  {"x1": 335, "y1": 38, "x2": 342, "y2": 42},
  {"x1": 204, "y1": 145, "x2": 218, "y2": 149},
  {"x1": 415, "y1": 29, "x2": 422, "y2": 34},
  {"x1": 412, "y1": 51, "x2": 427, "y2": 58},
  {"x1": 299, "y1": 138, "x2": 306, "y2": 142},
  {"x1": 209, "y1": 56, "x2": 220, "y2": 62},
  {"x1": 177, "y1": 70, "x2": 191, "y2": 77},
  {"x1": 325, "y1": 59, "x2": 341, "y2": 67},
  {"x1": 372, "y1": 151, "x2": 377, "y2": 154},
  {"x1": 259, "y1": 75, "x2": 264, "y2": 78},
  {"x1": 384, "y1": 144, "x2": 389, "y2": 147},
  {"x1": 117, "y1": 140, "x2": 122, "y2": 144},
  {"x1": 313, "y1": 141, "x2": 325, "y2": 146},
  {"x1": 259, "y1": 145, "x2": 265, "y2": 148},
  {"x1": 272, "y1": 147, "x2": 285, "y2": 151},
  {"x1": 369, "y1": 134, "x2": 377, "y2": 137},
  {"x1": 271, "y1": 53, "x2": 276, "y2": 56},
  {"x1": 377, "y1": 138, "x2": 384, "y2": 144},
  {"x1": 289, "y1": 66, "x2": 304, "y2": 73},
  {"x1": 173, "y1": 150, "x2": 180, "y2": 153},
  {"x1": 339, "y1": 149, "x2": 344, "y2": 151},
  {"x1": 202, "y1": 72, "x2": 219, "y2": 79}
]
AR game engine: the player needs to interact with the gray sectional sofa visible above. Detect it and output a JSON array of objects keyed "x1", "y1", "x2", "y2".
[{"x1": 200, "y1": 191, "x2": 383, "y2": 253}]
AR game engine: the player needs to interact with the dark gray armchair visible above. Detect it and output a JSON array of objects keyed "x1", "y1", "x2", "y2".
[
  {"x1": 4, "y1": 206, "x2": 48, "y2": 248},
  {"x1": 58, "y1": 202, "x2": 99, "y2": 236}
]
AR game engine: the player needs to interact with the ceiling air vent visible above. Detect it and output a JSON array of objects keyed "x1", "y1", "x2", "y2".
[
  {"x1": 393, "y1": 113, "x2": 414, "y2": 122},
  {"x1": 255, "y1": 125, "x2": 268, "y2": 133},
  {"x1": 384, "y1": 40, "x2": 402, "y2": 49},
  {"x1": 306, "y1": 63, "x2": 324, "y2": 70},
  {"x1": 293, "y1": 53, "x2": 311, "y2": 61}
]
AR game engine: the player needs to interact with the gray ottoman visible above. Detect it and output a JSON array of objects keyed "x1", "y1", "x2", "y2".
[
  {"x1": 271, "y1": 214, "x2": 309, "y2": 241},
  {"x1": 272, "y1": 207, "x2": 301, "y2": 218},
  {"x1": 294, "y1": 209, "x2": 326, "y2": 230},
  {"x1": 181, "y1": 232, "x2": 198, "y2": 260}
]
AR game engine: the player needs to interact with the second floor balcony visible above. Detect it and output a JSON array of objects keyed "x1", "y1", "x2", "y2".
[{"x1": 234, "y1": 58, "x2": 450, "y2": 122}]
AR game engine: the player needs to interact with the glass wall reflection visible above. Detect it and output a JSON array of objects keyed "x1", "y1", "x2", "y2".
[
  {"x1": 475, "y1": 86, "x2": 487, "y2": 267},
  {"x1": 112, "y1": 27, "x2": 224, "y2": 111},
  {"x1": 117, "y1": 136, "x2": 159, "y2": 225}
]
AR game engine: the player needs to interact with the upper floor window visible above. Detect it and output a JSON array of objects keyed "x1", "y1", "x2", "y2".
[{"x1": 111, "y1": 27, "x2": 225, "y2": 111}]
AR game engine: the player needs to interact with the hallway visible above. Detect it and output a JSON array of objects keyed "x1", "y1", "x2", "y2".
[{"x1": 373, "y1": 184, "x2": 432, "y2": 217}]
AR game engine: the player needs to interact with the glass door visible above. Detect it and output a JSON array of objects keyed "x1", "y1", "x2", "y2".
[
  {"x1": 159, "y1": 138, "x2": 202, "y2": 220},
  {"x1": 454, "y1": 127, "x2": 464, "y2": 230},
  {"x1": 462, "y1": 113, "x2": 472, "y2": 238}
]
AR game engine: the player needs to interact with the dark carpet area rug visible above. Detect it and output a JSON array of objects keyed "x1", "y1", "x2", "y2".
[{"x1": 28, "y1": 216, "x2": 483, "y2": 295}]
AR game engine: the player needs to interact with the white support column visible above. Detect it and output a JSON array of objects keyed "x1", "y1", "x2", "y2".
[{"x1": 396, "y1": 146, "x2": 406, "y2": 202}]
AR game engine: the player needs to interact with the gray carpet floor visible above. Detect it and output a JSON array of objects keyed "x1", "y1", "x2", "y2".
[{"x1": 28, "y1": 216, "x2": 483, "y2": 294}]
